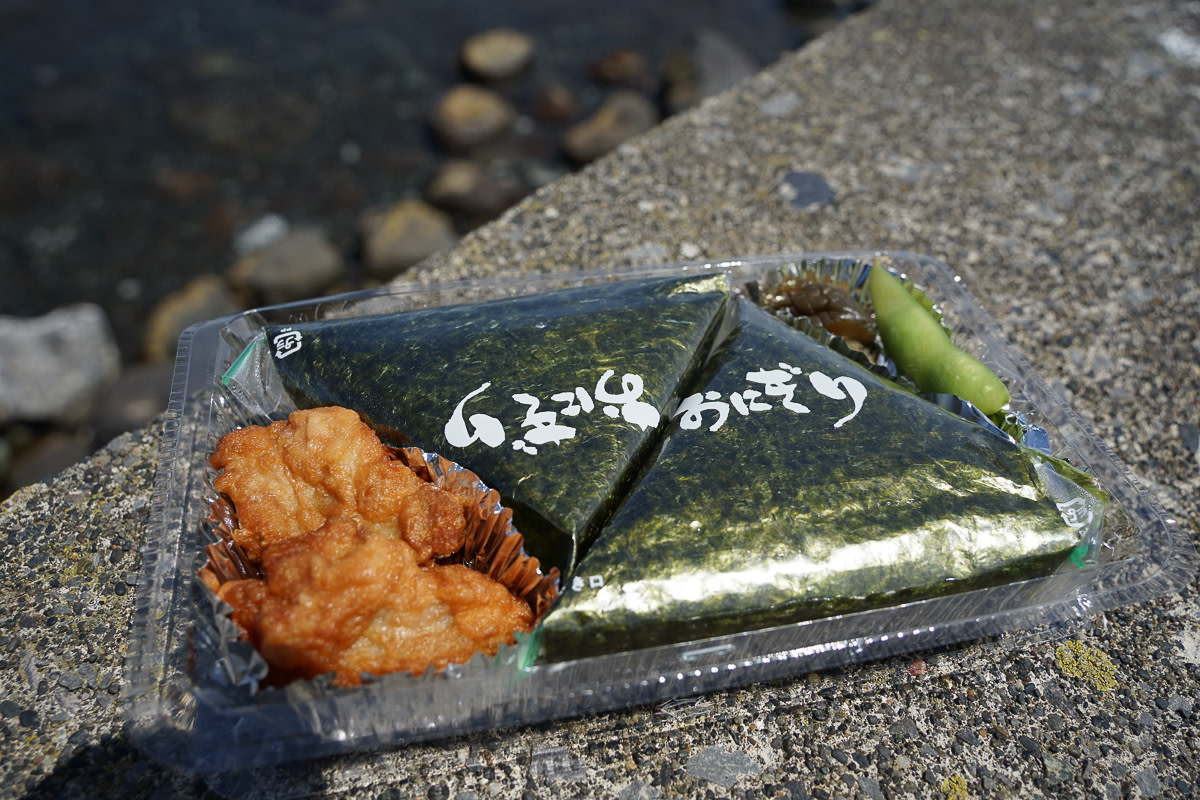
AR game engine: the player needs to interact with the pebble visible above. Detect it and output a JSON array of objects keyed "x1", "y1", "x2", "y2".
[
  {"x1": 0, "y1": 304, "x2": 120, "y2": 426},
  {"x1": 227, "y1": 225, "x2": 344, "y2": 305},
  {"x1": 685, "y1": 747, "x2": 760, "y2": 789},
  {"x1": 142, "y1": 274, "x2": 240, "y2": 362},
  {"x1": 361, "y1": 199, "x2": 458, "y2": 280},
  {"x1": 1135, "y1": 765, "x2": 1162, "y2": 797},
  {"x1": 460, "y1": 29, "x2": 535, "y2": 81},
  {"x1": 430, "y1": 85, "x2": 517, "y2": 150},
  {"x1": 532, "y1": 83, "x2": 578, "y2": 122},
  {"x1": 563, "y1": 90, "x2": 658, "y2": 163},
  {"x1": 426, "y1": 159, "x2": 525, "y2": 220},
  {"x1": 233, "y1": 213, "x2": 290, "y2": 256},
  {"x1": 588, "y1": 48, "x2": 656, "y2": 90},
  {"x1": 781, "y1": 170, "x2": 837, "y2": 209}
]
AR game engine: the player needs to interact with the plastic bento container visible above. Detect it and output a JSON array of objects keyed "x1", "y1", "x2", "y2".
[{"x1": 124, "y1": 250, "x2": 1196, "y2": 774}]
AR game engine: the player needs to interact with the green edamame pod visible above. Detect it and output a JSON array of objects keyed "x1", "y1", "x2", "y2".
[{"x1": 868, "y1": 264, "x2": 1010, "y2": 415}]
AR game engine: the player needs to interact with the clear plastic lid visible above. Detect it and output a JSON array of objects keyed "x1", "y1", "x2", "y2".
[{"x1": 123, "y1": 251, "x2": 1195, "y2": 774}]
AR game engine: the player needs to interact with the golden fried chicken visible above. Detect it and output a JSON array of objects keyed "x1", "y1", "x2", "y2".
[
  {"x1": 210, "y1": 406, "x2": 466, "y2": 563},
  {"x1": 217, "y1": 516, "x2": 533, "y2": 686}
]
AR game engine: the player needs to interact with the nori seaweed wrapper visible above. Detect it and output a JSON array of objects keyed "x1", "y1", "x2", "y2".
[
  {"x1": 261, "y1": 274, "x2": 732, "y2": 575},
  {"x1": 538, "y1": 298, "x2": 1103, "y2": 659}
]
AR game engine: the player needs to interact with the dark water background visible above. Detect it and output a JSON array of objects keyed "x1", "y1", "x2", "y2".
[{"x1": 1, "y1": 0, "x2": 863, "y2": 362}]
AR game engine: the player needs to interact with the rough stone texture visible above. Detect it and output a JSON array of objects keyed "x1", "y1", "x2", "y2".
[
  {"x1": 226, "y1": 225, "x2": 344, "y2": 305},
  {"x1": 429, "y1": 85, "x2": 518, "y2": 151},
  {"x1": 563, "y1": 90, "x2": 659, "y2": 164},
  {"x1": 361, "y1": 199, "x2": 459, "y2": 280},
  {"x1": 2, "y1": 0, "x2": 1199, "y2": 797},
  {"x1": 0, "y1": 304, "x2": 120, "y2": 426},
  {"x1": 460, "y1": 28, "x2": 536, "y2": 82},
  {"x1": 142, "y1": 274, "x2": 240, "y2": 363}
]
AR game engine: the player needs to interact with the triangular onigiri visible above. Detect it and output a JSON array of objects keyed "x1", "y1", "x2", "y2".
[
  {"x1": 539, "y1": 298, "x2": 1097, "y2": 658},
  {"x1": 262, "y1": 274, "x2": 733, "y2": 573}
]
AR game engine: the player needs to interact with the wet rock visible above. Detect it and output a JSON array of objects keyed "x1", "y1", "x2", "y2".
[
  {"x1": 426, "y1": 159, "x2": 525, "y2": 220},
  {"x1": 460, "y1": 28, "x2": 535, "y2": 81},
  {"x1": 588, "y1": 48, "x2": 656, "y2": 91},
  {"x1": 227, "y1": 225, "x2": 344, "y2": 304},
  {"x1": 533, "y1": 83, "x2": 578, "y2": 122},
  {"x1": 430, "y1": 85, "x2": 517, "y2": 150},
  {"x1": 0, "y1": 304, "x2": 120, "y2": 426},
  {"x1": 662, "y1": 28, "x2": 758, "y2": 114},
  {"x1": 361, "y1": 199, "x2": 457, "y2": 280},
  {"x1": 166, "y1": 89, "x2": 319, "y2": 153},
  {"x1": 563, "y1": 90, "x2": 658, "y2": 163},
  {"x1": 92, "y1": 361, "x2": 175, "y2": 446},
  {"x1": 234, "y1": 213, "x2": 290, "y2": 255},
  {"x1": 143, "y1": 274, "x2": 240, "y2": 362}
]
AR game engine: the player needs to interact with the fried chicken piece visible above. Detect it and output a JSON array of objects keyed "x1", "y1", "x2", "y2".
[
  {"x1": 217, "y1": 516, "x2": 533, "y2": 687},
  {"x1": 211, "y1": 406, "x2": 466, "y2": 563}
]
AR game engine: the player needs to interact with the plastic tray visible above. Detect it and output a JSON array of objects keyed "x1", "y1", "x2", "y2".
[{"x1": 124, "y1": 250, "x2": 1196, "y2": 774}]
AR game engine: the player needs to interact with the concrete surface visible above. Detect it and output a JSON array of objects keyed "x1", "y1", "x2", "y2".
[{"x1": 2, "y1": 0, "x2": 1199, "y2": 797}]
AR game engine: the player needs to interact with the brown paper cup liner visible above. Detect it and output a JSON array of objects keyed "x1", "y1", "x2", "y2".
[{"x1": 199, "y1": 445, "x2": 560, "y2": 635}]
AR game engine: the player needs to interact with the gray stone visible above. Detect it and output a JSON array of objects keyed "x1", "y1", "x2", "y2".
[
  {"x1": 616, "y1": 782, "x2": 660, "y2": 800},
  {"x1": 1135, "y1": 766, "x2": 1163, "y2": 797},
  {"x1": 57, "y1": 671, "x2": 83, "y2": 691},
  {"x1": 859, "y1": 775, "x2": 884, "y2": 800},
  {"x1": 686, "y1": 747, "x2": 761, "y2": 789},
  {"x1": 426, "y1": 159, "x2": 525, "y2": 220},
  {"x1": 588, "y1": 48, "x2": 656, "y2": 91},
  {"x1": 1042, "y1": 753, "x2": 1075, "y2": 786},
  {"x1": 0, "y1": 304, "x2": 120, "y2": 425},
  {"x1": 142, "y1": 274, "x2": 240, "y2": 362},
  {"x1": 430, "y1": 85, "x2": 517, "y2": 151},
  {"x1": 227, "y1": 225, "x2": 344, "y2": 305},
  {"x1": 460, "y1": 29, "x2": 535, "y2": 81},
  {"x1": 1167, "y1": 695, "x2": 1193, "y2": 715},
  {"x1": 889, "y1": 718, "x2": 920, "y2": 739},
  {"x1": 563, "y1": 90, "x2": 658, "y2": 163},
  {"x1": 780, "y1": 171, "x2": 836, "y2": 209},
  {"x1": 361, "y1": 199, "x2": 458, "y2": 280},
  {"x1": 528, "y1": 745, "x2": 587, "y2": 781},
  {"x1": 233, "y1": 213, "x2": 289, "y2": 256}
]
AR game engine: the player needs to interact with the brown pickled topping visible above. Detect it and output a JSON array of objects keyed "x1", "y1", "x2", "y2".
[{"x1": 761, "y1": 276, "x2": 878, "y2": 346}]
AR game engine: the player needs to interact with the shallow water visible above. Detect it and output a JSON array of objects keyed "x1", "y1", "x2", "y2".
[{"x1": 0, "y1": 0, "x2": 860, "y2": 361}]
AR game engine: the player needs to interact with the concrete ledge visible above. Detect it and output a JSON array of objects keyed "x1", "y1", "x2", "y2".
[{"x1": 3, "y1": 0, "x2": 1198, "y2": 797}]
